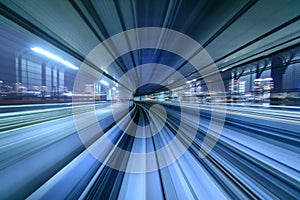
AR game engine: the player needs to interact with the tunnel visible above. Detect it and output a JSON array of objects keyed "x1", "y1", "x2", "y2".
[{"x1": 0, "y1": 0, "x2": 300, "y2": 199}]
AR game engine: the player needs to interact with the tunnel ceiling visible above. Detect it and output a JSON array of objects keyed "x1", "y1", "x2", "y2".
[{"x1": 0, "y1": 0, "x2": 300, "y2": 95}]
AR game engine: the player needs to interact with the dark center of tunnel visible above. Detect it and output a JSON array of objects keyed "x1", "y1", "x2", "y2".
[
  {"x1": 133, "y1": 83, "x2": 169, "y2": 97},
  {"x1": 127, "y1": 84, "x2": 169, "y2": 127}
]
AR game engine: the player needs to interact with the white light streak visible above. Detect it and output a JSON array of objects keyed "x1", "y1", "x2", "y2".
[
  {"x1": 100, "y1": 80, "x2": 109, "y2": 86},
  {"x1": 31, "y1": 47, "x2": 78, "y2": 70}
]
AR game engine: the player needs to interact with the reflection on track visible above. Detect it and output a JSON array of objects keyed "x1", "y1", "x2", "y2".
[{"x1": 0, "y1": 102, "x2": 299, "y2": 199}]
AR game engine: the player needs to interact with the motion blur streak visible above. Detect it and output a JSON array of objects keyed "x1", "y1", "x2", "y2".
[
  {"x1": 0, "y1": 0, "x2": 300, "y2": 199},
  {"x1": 0, "y1": 103, "x2": 299, "y2": 199}
]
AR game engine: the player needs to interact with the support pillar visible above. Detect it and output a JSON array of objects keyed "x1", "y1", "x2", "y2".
[
  {"x1": 41, "y1": 62, "x2": 46, "y2": 86},
  {"x1": 41, "y1": 62, "x2": 46, "y2": 98},
  {"x1": 17, "y1": 55, "x2": 22, "y2": 84},
  {"x1": 57, "y1": 68, "x2": 60, "y2": 99},
  {"x1": 270, "y1": 56, "x2": 285, "y2": 105},
  {"x1": 221, "y1": 70, "x2": 231, "y2": 93},
  {"x1": 51, "y1": 67, "x2": 54, "y2": 99}
]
